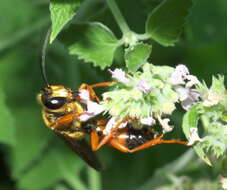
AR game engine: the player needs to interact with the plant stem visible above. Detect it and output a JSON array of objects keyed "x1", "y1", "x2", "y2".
[
  {"x1": 201, "y1": 115, "x2": 209, "y2": 130},
  {"x1": 106, "y1": 0, "x2": 131, "y2": 36},
  {"x1": 87, "y1": 166, "x2": 102, "y2": 190},
  {"x1": 137, "y1": 149, "x2": 195, "y2": 190},
  {"x1": 65, "y1": 173, "x2": 87, "y2": 190}
]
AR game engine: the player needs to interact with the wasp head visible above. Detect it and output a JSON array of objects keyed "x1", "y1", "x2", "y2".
[{"x1": 37, "y1": 85, "x2": 77, "y2": 112}]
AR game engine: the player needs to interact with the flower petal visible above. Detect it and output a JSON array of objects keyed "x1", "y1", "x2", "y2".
[
  {"x1": 157, "y1": 116, "x2": 173, "y2": 133},
  {"x1": 137, "y1": 79, "x2": 151, "y2": 94},
  {"x1": 87, "y1": 101, "x2": 105, "y2": 115},
  {"x1": 140, "y1": 117, "x2": 156, "y2": 126},
  {"x1": 187, "y1": 127, "x2": 202, "y2": 145},
  {"x1": 79, "y1": 89, "x2": 90, "y2": 103},
  {"x1": 185, "y1": 75, "x2": 201, "y2": 88},
  {"x1": 109, "y1": 69, "x2": 129, "y2": 84},
  {"x1": 103, "y1": 117, "x2": 127, "y2": 135}
]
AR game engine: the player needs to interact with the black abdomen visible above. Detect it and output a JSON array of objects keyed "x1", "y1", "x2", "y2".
[{"x1": 126, "y1": 127, "x2": 157, "y2": 150}]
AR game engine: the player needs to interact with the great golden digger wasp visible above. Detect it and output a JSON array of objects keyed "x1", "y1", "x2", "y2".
[
  {"x1": 37, "y1": 30, "x2": 111, "y2": 170},
  {"x1": 37, "y1": 30, "x2": 188, "y2": 171}
]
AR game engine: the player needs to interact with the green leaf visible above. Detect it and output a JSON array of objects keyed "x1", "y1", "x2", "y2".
[
  {"x1": 59, "y1": 22, "x2": 120, "y2": 69},
  {"x1": 50, "y1": 0, "x2": 80, "y2": 43},
  {"x1": 182, "y1": 105, "x2": 212, "y2": 166},
  {"x1": 10, "y1": 108, "x2": 53, "y2": 179},
  {"x1": 125, "y1": 43, "x2": 152, "y2": 73},
  {"x1": 18, "y1": 144, "x2": 85, "y2": 190},
  {"x1": 0, "y1": 88, "x2": 15, "y2": 146},
  {"x1": 146, "y1": 0, "x2": 193, "y2": 46}
]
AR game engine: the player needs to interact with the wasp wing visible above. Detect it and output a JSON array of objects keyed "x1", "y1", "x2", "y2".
[{"x1": 55, "y1": 133, "x2": 103, "y2": 171}]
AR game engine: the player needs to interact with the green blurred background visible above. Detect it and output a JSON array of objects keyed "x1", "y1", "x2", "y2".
[{"x1": 0, "y1": 0, "x2": 226, "y2": 190}]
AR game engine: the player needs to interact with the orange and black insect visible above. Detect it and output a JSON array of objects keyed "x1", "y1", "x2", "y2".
[
  {"x1": 37, "y1": 30, "x2": 109, "y2": 171},
  {"x1": 38, "y1": 30, "x2": 188, "y2": 171}
]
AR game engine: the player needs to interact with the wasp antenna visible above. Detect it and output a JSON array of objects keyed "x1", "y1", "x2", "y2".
[{"x1": 41, "y1": 28, "x2": 51, "y2": 86}]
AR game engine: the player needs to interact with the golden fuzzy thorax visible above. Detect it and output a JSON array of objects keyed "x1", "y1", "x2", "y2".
[{"x1": 38, "y1": 85, "x2": 85, "y2": 139}]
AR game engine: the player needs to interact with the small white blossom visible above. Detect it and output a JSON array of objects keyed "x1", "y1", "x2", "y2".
[
  {"x1": 185, "y1": 75, "x2": 201, "y2": 88},
  {"x1": 79, "y1": 101, "x2": 105, "y2": 121},
  {"x1": 169, "y1": 72, "x2": 185, "y2": 85},
  {"x1": 140, "y1": 117, "x2": 156, "y2": 126},
  {"x1": 187, "y1": 127, "x2": 203, "y2": 146},
  {"x1": 79, "y1": 89, "x2": 90, "y2": 104},
  {"x1": 103, "y1": 117, "x2": 127, "y2": 135},
  {"x1": 87, "y1": 101, "x2": 105, "y2": 115},
  {"x1": 169, "y1": 64, "x2": 189, "y2": 85},
  {"x1": 109, "y1": 69, "x2": 129, "y2": 84},
  {"x1": 137, "y1": 80, "x2": 151, "y2": 94},
  {"x1": 175, "y1": 87, "x2": 200, "y2": 110},
  {"x1": 220, "y1": 176, "x2": 227, "y2": 189},
  {"x1": 157, "y1": 116, "x2": 173, "y2": 133},
  {"x1": 175, "y1": 64, "x2": 189, "y2": 77},
  {"x1": 175, "y1": 86, "x2": 189, "y2": 101},
  {"x1": 203, "y1": 91, "x2": 222, "y2": 107}
]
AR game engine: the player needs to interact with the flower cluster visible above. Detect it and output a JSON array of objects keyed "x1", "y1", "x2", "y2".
[
  {"x1": 100, "y1": 63, "x2": 202, "y2": 133},
  {"x1": 192, "y1": 76, "x2": 227, "y2": 158},
  {"x1": 169, "y1": 65, "x2": 201, "y2": 110}
]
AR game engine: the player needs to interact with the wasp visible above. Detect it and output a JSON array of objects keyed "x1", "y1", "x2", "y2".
[
  {"x1": 38, "y1": 30, "x2": 188, "y2": 171},
  {"x1": 37, "y1": 30, "x2": 110, "y2": 171},
  {"x1": 37, "y1": 83, "x2": 110, "y2": 171}
]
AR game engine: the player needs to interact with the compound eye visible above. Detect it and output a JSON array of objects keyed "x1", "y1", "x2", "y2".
[{"x1": 43, "y1": 97, "x2": 67, "y2": 110}]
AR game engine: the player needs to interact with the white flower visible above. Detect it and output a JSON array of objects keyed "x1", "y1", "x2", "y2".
[
  {"x1": 137, "y1": 80, "x2": 151, "y2": 94},
  {"x1": 87, "y1": 101, "x2": 105, "y2": 115},
  {"x1": 175, "y1": 64, "x2": 189, "y2": 77},
  {"x1": 169, "y1": 72, "x2": 185, "y2": 85},
  {"x1": 109, "y1": 69, "x2": 129, "y2": 84},
  {"x1": 157, "y1": 116, "x2": 173, "y2": 133},
  {"x1": 169, "y1": 64, "x2": 189, "y2": 85},
  {"x1": 175, "y1": 86, "x2": 189, "y2": 101},
  {"x1": 203, "y1": 91, "x2": 222, "y2": 107},
  {"x1": 175, "y1": 87, "x2": 200, "y2": 110},
  {"x1": 79, "y1": 101, "x2": 105, "y2": 121},
  {"x1": 187, "y1": 128, "x2": 203, "y2": 145},
  {"x1": 103, "y1": 117, "x2": 127, "y2": 135},
  {"x1": 220, "y1": 176, "x2": 227, "y2": 190},
  {"x1": 79, "y1": 89, "x2": 90, "y2": 104},
  {"x1": 140, "y1": 117, "x2": 156, "y2": 126},
  {"x1": 185, "y1": 75, "x2": 201, "y2": 88}
]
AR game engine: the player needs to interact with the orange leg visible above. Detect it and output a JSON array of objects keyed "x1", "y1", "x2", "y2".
[
  {"x1": 52, "y1": 113, "x2": 83, "y2": 130},
  {"x1": 79, "y1": 82, "x2": 114, "y2": 102},
  {"x1": 56, "y1": 113, "x2": 82, "y2": 125},
  {"x1": 90, "y1": 123, "x2": 107, "y2": 151},
  {"x1": 107, "y1": 139, "x2": 131, "y2": 153},
  {"x1": 91, "y1": 132, "x2": 188, "y2": 153},
  {"x1": 128, "y1": 137, "x2": 188, "y2": 153},
  {"x1": 79, "y1": 83, "x2": 101, "y2": 102},
  {"x1": 92, "y1": 117, "x2": 135, "y2": 151},
  {"x1": 90, "y1": 130, "x2": 100, "y2": 151},
  {"x1": 90, "y1": 81, "x2": 114, "y2": 88},
  {"x1": 107, "y1": 136, "x2": 188, "y2": 153}
]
